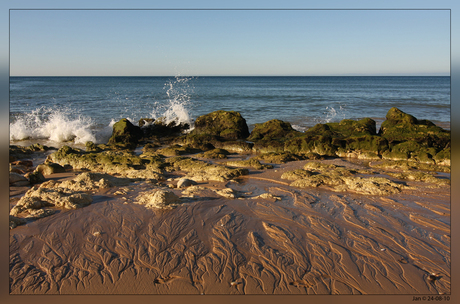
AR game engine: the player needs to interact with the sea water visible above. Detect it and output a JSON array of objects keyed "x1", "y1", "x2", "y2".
[{"x1": 9, "y1": 76, "x2": 450, "y2": 148}]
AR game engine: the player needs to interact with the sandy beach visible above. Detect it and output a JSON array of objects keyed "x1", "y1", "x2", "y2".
[{"x1": 9, "y1": 154, "x2": 450, "y2": 295}]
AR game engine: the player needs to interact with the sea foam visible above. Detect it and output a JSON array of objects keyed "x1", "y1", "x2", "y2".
[
  {"x1": 10, "y1": 107, "x2": 97, "y2": 145},
  {"x1": 150, "y1": 76, "x2": 194, "y2": 127}
]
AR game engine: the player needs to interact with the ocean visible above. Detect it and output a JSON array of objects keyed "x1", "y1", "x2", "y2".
[{"x1": 9, "y1": 76, "x2": 450, "y2": 148}]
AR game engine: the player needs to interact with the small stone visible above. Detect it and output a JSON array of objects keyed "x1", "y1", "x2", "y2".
[{"x1": 176, "y1": 178, "x2": 198, "y2": 188}]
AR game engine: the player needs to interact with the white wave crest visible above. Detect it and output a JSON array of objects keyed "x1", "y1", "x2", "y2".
[
  {"x1": 10, "y1": 107, "x2": 97, "y2": 144},
  {"x1": 150, "y1": 76, "x2": 194, "y2": 126}
]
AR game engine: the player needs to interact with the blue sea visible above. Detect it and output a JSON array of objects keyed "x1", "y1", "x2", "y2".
[{"x1": 9, "y1": 76, "x2": 450, "y2": 148}]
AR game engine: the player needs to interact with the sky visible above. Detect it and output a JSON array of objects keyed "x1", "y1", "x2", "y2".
[{"x1": 9, "y1": 7, "x2": 450, "y2": 76}]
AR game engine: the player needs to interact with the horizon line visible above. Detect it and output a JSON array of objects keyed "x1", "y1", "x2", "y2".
[{"x1": 9, "y1": 74, "x2": 451, "y2": 77}]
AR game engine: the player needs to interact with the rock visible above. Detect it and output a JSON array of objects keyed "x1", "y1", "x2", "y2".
[
  {"x1": 284, "y1": 134, "x2": 337, "y2": 157},
  {"x1": 166, "y1": 156, "x2": 248, "y2": 182},
  {"x1": 35, "y1": 163, "x2": 66, "y2": 175},
  {"x1": 11, "y1": 160, "x2": 34, "y2": 167},
  {"x1": 190, "y1": 110, "x2": 250, "y2": 140},
  {"x1": 195, "y1": 148, "x2": 230, "y2": 159},
  {"x1": 136, "y1": 190, "x2": 181, "y2": 209},
  {"x1": 9, "y1": 172, "x2": 29, "y2": 185},
  {"x1": 335, "y1": 135, "x2": 388, "y2": 159},
  {"x1": 156, "y1": 144, "x2": 201, "y2": 156},
  {"x1": 379, "y1": 107, "x2": 450, "y2": 150},
  {"x1": 139, "y1": 117, "x2": 190, "y2": 138},
  {"x1": 9, "y1": 215, "x2": 26, "y2": 229},
  {"x1": 248, "y1": 119, "x2": 301, "y2": 142},
  {"x1": 181, "y1": 133, "x2": 219, "y2": 151},
  {"x1": 10, "y1": 183, "x2": 93, "y2": 218},
  {"x1": 214, "y1": 141, "x2": 254, "y2": 153},
  {"x1": 85, "y1": 141, "x2": 102, "y2": 152},
  {"x1": 226, "y1": 158, "x2": 273, "y2": 170},
  {"x1": 25, "y1": 171, "x2": 46, "y2": 184},
  {"x1": 434, "y1": 147, "x2": 450, "y2": 166},
  {"x1": 9, "y1": 144, "x2": 53, "y2": 162},
  {"x1": 281, "y1": 169, "x2": 313, "y2": 180},
  {"x1": 177, "y1": 178, "x2": 198, "y2": 188},
  {"x1": 214, "y1": 188, "x2": 237, "y2": 199},
  {"x1": 326, "y1": 118, "x2": 377, "y2": 137},
  {"x1": 108, "y1": 118, "x2": 143, "y2": 147},
  {"x1": 255, "y1": 152, "x2": 304, "y2": 164}
]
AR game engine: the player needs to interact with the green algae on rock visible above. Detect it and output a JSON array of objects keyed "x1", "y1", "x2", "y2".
[
  {"x1": 379, "y1": 107, "x2": 450, "y2": 149},
  {"x1": 281, "y1": 169, "x2": 314, "y2": 180},
  {"x1": 248, "y1": 119, "x2": 301, "y2": 142},
  {"x1": 195, "y1": 148, "x2": 230, "y2": 159},
  {"x1": 369, "y1": 160, "x2": 450, "y2": 173},
  {"x1": 326, "y1": 118, "x2": 377, "y2": 137},
  {"x1": 190, "y1": 110, "x2": 250, "y2": 140},
  {"x1": 166, "y1": 156, "x2": 249, "y2": 182},
  {"x1": 47, "y1": 145, "x2": 165, "y2": 180},
  {"x1": 35, "y1": 163, "x2": 66, "y2": 175},
  {"x1": 108, "y1": 118, "x2": 143, "y2": 148},
  {"x1": 226, "y1": 158, "x2": 274, "y2": 170},
  {"x1": 156, "y1": 144, "x2": 201, "y2": 157},
  {"x1": 255, "y1": 151, "x2": 305, "y2": 164},
  {"x1": 385, "y1": 171, "x2": 450, "y2": 186}
]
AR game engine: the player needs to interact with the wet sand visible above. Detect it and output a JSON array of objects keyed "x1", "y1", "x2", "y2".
[{"x1": 9, "y1": 157, "x2": 450, "y2": 295}]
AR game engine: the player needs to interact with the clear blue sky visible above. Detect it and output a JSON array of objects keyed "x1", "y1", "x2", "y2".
[{"x1": 7, "y1": 4, "x2": 452, "y2": 76}]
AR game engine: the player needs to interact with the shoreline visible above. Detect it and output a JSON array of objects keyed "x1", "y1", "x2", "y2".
[{"x1": 9, "y1": 107, "x2": 451, "y2": 294}]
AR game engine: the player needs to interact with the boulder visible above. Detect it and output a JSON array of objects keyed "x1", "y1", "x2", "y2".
[
  {"x1": 9, "y1": 172, "x2": 29, "y2": 186},
  {"x1": 176, "y1": 178, "x2": 198, "y2": 188},
  {"x1": 379, "y1": 107, "x2": 450, "y2": 150},
  {"x1": 25, "y1": 171, "x2": 46, "y2": 184},
  {"x1": 326, "y1": 118, "x2": 377, "y2": 137},
  {"x1": 139, "y1": 117, "x2": 190, "y2": 138},
  {"x1": 108, "y1": 118, "x2": 143, "y2": 147},
  {"x1": 142, "y1": 190, "x2": 181, "y2": 209},
  {"x1": 190, "y1": 110, "x2": 250, "y2": 140},
  {"x1": 248, "y1": 119, "x2": 301, "y2": 142},
  {"x1": 35, "y1": 163, "x2": 66, "y2": 175}
]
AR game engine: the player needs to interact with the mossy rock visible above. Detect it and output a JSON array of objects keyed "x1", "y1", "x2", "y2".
[
  {"x1": 214, "y1": 140, "x2": 254, "y2": 153},
  {"x1": 47, "y1": 145, "x2": 166, "y2": 177},
  {"x1": 252, "y1": 140, "x2": 286, "y2": 153},
  {"x1": 379, "y1": 108, "x2": 450, "y2": 149},
  {"x1": 369, "y1": 160, "x2": 450, "y2": 173},
  {"x1": 434, "y1": 147, "x2": 450, "y2": 166},
  {"x1": 226, "y1": 158, "x2": 273, "y2": 170},
  {"x1": 381, "y1": 150, "x2": 410, "y2": 161},
  {"x1": 166, "y1": 156, "x2": 248, "y2": 182},
  {"x1": 303, "y1": 162, "x2": 355, "y2": 177},
  {"x1": 142, "y1": 142, "x2": 160, "y2": 153},
  {"x1": 284, "y1": 135, "x2": 337, "y2": 156},
  {"x1": 386, "y1": 171, "x2": 449, "y2": 185},
  {"x1": 182, "y1": 133, "x2": 219, "y2": 151},
  {"x1": 281, "y1": 169, "x2": 313, "y2": 180},
  {"x1": 108, "y1": 118, "x2": 143, "y2": 147},
  {"x1": 139, "y1": 117, "x2": 190, "y2": 139},
  {"x1": 326, "y1": 118, "x2": 377, "y2": 137},
  {"x1": 291, "y1": 174, "x2": 343, "y2": 188},
  {"x1": 304, "y1": 123, "x2": 336, "y2": 137},
  {"x1": 156, "y1": 144, "x2": 201, "y2": 157},
  {"x1": 85, "y1": 141, "x2": 102, "y2": 152},
  {"x1": 9, "y1": 144, "x2": 54, "y2": 161},
  {"x1": 248, "y1": 119, "x2": 302, "y2": 142},
  {"x1": 191, "y1": 110, "x2": 250, "y2": 140},
  {"x1": 196, "y1": 148, "x2": 230, "y2": 159},
  {"x1": 336, "y1": 135, "x2": 389, "y2": 156},
  {"x1": 35, "y1": 163, "x2": 66, "y2": 175},
  {"x1": 255, "y1": 152, "x2": 304, "y2": 164}
]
